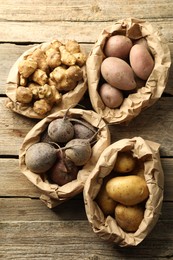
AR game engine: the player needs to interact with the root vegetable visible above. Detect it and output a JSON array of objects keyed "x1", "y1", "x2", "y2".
[
  {"x1": 106, "y1": 175, "x2": 149, "y2": 206},
  {"x1": 19, "y1": 75, "x2": 27, "y2": 86},
  {"x1": 104, "y1": 35, "x2": 133, "y2": 59},
  {"x1": 49, "y1": 151, "x2": 78, "y2": 186},
  {"x1": 73, "y1": 120, "x2": 96, "y2": 139},
  {"x1": 18, "y1": 58, "x2": 37, "y2": 78},
  {"x1": 101, "y1": 57, "x2": 136, "y2": 91},
  {"x1": 30, "y1": 48, "x2": 49, "y2": 73},
  {"x1": 33, "y1": 99, "x2": 52, "y2": 115},
  {"x1": 31, "y1": 69, "x2": 48, "y2": 85},
  {"x1": 73, "y1": 53, "x2": 87, "y2": 67},
  {"x1": 46, "y1": 48, "x2": 61, "y2": 69},
  {"x1": 65, "y1": 40, "x2": 81, "y2": 54},
  {"x1": 50, "y1": 65, "x2": 83, "y2": 92},
  {"x1": 96, "y1": 180, "x2": 117, "y2": 216},
  {"x1": 16, "y1": 86, "x2": 33, "y2": 103},
  {"x1": 50, "y1": 40, "x2": 63, "y2": 51},
  {"x1": 99, "y1": 83, "x2": 124, "y2": 108},
  {"x1": 115, "y1": 204, "x2": 144, "y2": 232},
  {"x1": 64, "y1": 138, "x2": 92, "y2": 166},
  {"x1": 48, "y1": 111, "x2": 74, "y2": 143},
  {"x1": 129, "y1": 44, "x2": 154, "y2": 80},
  {"x1": 59, "y1": 45, "x2": 76, "y2": 66},
  {"x1": 114, "y1": 152, "x2": 136, "y2": 173},
  {"x1": 25, "y1": 142, "x2": 57, "y2": 173}
]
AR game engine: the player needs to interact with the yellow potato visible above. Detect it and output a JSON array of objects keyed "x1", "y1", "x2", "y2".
[
  {"x1": 114, "y1": 152, "x2": 136, "y2": 173},
  {"x1": 115, "y1": 203, "x2": 144, "y2": 232},
  {"x1": 96, "y1": 182, "x2": 117, "y2": 216},
  {"x1": 106, "y1": 175, "x2": 149, "y2": 206},
  {"x1": 104, "y1": 35, "x2": 133, "y2": 59},
  {"x1": 130, "y1": 44, "x2": 154, "y2": 80},
  {"x1": 101, "y1": 57, "x2": 136, "y2": 91},
  {"x1": 99, "y1": 83, "x2": 124, "y2": 108}
]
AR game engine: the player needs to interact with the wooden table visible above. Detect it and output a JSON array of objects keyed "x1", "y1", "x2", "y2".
[{"x1": 0, "y1": 1, "x2": 173, "y2": 259}]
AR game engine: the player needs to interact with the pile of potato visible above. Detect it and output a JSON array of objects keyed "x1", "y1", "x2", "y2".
[
  {"x1": 16, "y1": 40, "x2": 86, "y2": 115},
  {"x1": 96, "y1": 151, "x2": 149, "y2": 232},
  {"x1": 99, "y1": 35, "x2": 154, "y2": 108}
]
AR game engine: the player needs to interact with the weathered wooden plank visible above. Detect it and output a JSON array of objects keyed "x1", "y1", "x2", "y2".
[
  {"x1": 0, "y1": 159, "x2": 40, "y2": 197},
  {"x1": 0, "y1": 0, "x2": 173, "y2": 22},
  {"x1": 0, "y1": 98, "x2": 37, "y2": 155},
  {"x1": 0, "y1": 196, "x2": 171, "y2": 221},
  {"x1": 0, "y1": 20, "x2": 172, "y2": 43},
  {"x1": 110, "y1": 98, "x2": 173, "y2": 157},
  {"x1": 1, "y1": 97, "x2": 173, "y2": 156},
  {"x1": 0, "y1": 158, "x2": 172, "y2": 200},
  {"x1": 0, "y1": 196, "x2": 86, "y2": 221},
  {"x1": 0, "y1": 217, "x2": 172, "y2": 259}
]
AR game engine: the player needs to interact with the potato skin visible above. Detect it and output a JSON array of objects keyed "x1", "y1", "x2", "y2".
[
  {"x1": 104, "y1": 35, "x2": 133, "y2": 59},
  {"x1": 101, "y1": 57, "x2": 136, "y2": 90},
  {"x1": 130, "y1": 44, "x2": 154, "y2": 80},
  {"x1": 106, "y1": 175, "x2": 149, "y2": 206},
  {"x1": 96, "y1": 183, "x2": 117, "y2": 216},
  {"x1": 114, "y1": 152, "x2": 136, "y2": 173},
  {"x1": 115, "y1": 204, "x2": 144, "y2": 232},
  {"x1": 99, "y1": 83, "x2": 124, "y2": 108}
]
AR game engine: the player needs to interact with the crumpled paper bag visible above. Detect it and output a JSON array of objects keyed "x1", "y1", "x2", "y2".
[
  {"x1": 86, "y1": 17, "x2": 171, "y2": 124},
  {"x1": 19, "y1": 108, "x2": 111, "y2": 208},
  {"x1": 5, "y1": 41, "x2": 87, "y2": 119},
  {"x1": 83, "y1": 137, "x2": 164, "y2": 246}
]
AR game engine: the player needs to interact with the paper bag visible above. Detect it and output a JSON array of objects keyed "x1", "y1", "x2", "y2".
[
  {"x1": 5, "y1": 41, "x2": 87, "y2": 119},
  {"x1": 86, "y1": 17, "x2": 171, "y2": 124},
  {"x1": 83, "y1": 137, "x2": 164, "y2": 246},
  {"x1": 19, "y1": 108, "x2": 111, "y2": 208}
]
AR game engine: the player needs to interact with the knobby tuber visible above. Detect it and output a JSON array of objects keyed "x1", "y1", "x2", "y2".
[{"x1": 16, "y1": 39, "x2": 86, "y2": 115}]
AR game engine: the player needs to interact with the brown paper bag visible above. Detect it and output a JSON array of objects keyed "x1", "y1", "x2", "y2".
[
  {"x1": 19, "y1": 108, "x2": 111, "y2": 208},
  {"x1": 83, "y1": 137, "x2": 164, "y2": 246},
  {"x1": 86, "y1": 17, "x2": 171, "y2": 124},
  {"x1": 5, "y1": 41, "x2": 87, "y2": 119}
]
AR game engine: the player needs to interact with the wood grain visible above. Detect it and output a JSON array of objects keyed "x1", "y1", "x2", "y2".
[
  {"x1": 0, "y1": 0, "x2": 173, "y2": 22},
  {"x1": 1, "y1": 96, "x2": 173, "y2": 156},
  {"x1": 0, "y1": 20, "x2": 173, "y2": 44},
  {"x1": 0, "y1": 217, "x2": 173, "y2": 259},
  {"x1": 0, "y1": 158, "x2": 172, "y2": 200},
  {"x1": 0, "y1": 1, "x2": 173, "y2": 258}
]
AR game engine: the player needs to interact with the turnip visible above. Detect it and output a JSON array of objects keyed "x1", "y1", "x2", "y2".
[
  {"x1": 25, "y1": 142, "x2": 57, "y2": 173},
  {"x1": 48, "y1": 116, "x2": 74, "y2": 143},
  {"x1": 63, "y1": 126, "x2": 101, "y2": 166},
  {"x1": 48, "y1": 108, "x2": 96, "y2": 143},
  {"x1": 48, "y1": 151, "x2": 78, "y2": 186},
  {"x1": 64, "y1": 138, "x2": 92, "y2": 166},
  {"x1": 73, "y1": 119, "x2": 96, "y2": 139}
]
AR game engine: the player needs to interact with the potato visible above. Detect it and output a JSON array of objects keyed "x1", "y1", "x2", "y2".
[
  {"x1": 101, "y1": 57, "x2": 136, "y2": 90},
  {"x1": 130, "y1": 44, "x2": 154, "y2": 80},
  {"x1": 96, "y1": 181, "x2": 117, "y2": 216},
  {"x1": 114, "y1": 152, "x2": 136, "y2": 173},
  {"x1": 115, "y1": 204, "x2": 144, "y2": 232},
  {"x1": 106, "y1": 175, "x2": 149, "y2": 206},
  {"x1": 99, "y1": 83, "x2": 124, "y2": 108},
  {"x1": 104, "y1": 35, "x2": 133, "y2": 59}
]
